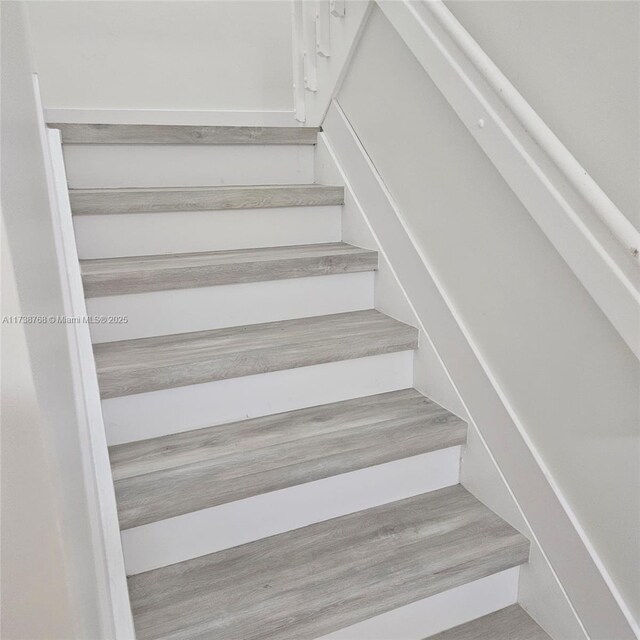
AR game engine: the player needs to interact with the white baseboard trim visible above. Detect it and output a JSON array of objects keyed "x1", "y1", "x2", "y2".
[
  {"x1": 321, "y1": 101, "x2": 635, "y2": 639},
  {"x1": 122, "y1": 447, "x2": 461, "y2": 575},
  {"x1": 38, "y1": 90, "x2": 134, "y2": 637},
  {"x1": 319, "y1": 567, "x2": 520, "y2": 640},
  {"x1": 378, "y1": 0, "x2": 640, "y2": 361},
  {"x1": 44, "y1": 108, "x2": 299, "y2": 127},
  {"x1": 461, "y1": 425, "x2": 588, "y2": 639}
]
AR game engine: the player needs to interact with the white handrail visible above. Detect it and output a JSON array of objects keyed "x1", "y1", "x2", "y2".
[
  {"x1": 378, "y1": 0, "x2": 639, "y2": 358},
  {"x1": 424, "y1": 0, "x2": 640, "y2": 262}
]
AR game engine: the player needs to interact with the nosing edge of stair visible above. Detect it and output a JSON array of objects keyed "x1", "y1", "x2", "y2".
[
  {"x1": 69, "y1": 184, "x2": 345, "y2": 215},
  {"x1": 49, "y1": 123, "x2": 322, "y2": 145},
  {"x1": 80, "y1": 245, "x2": 378, "y2": 298}
]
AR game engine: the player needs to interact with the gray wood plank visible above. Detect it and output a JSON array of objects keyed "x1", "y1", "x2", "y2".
[
  {"x1": 70, "y1": 184, "x2": 344, "y2": 215},
  {"x1": 427, "y1": 605, "x2": 551, "y2": 640},
  {"x1": 128, "y1": 485, "x2": 530, "y2": 640},
  {"x1": 93, "y1": 310, "x2": 418, "y2": 399},
  {"x1": 49, "y1": 123, "x2": 320, "y2": 145},
  {"x1": 81, "y1": 242, "x2": 377, "y2": 297},
  {"x1": 110, "y1": 389, "x2": 467, "y2": 529}
]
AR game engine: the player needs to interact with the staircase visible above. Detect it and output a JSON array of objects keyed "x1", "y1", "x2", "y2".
[{"x1": 56, "y1": 123, "x2": 550, "y2": 639}]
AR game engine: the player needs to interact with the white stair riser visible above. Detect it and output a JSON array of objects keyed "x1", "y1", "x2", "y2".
[
  {"x1": 63, "y1": 143, "x2": 314, "y2": 188},
  {"x1": 319, "y1": 568, "x2": 520, "y2": 640},
  {"x1": 102, "y1": 351, "x2": 414, "y2": 445},
  {"x1": 74, "y1": 206, "x2": 342, "y2": 259},
  {"x1": 88, "y1": 272, "x2": 374, "y2": 343},
  {"x1": 122, "y1": 447, "x2": 461, "y2": 574}
]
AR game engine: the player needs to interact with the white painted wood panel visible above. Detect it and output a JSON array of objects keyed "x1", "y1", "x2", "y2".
[
  {"x1": 102, "y1": 351, "x2": 414, "y2": 445},
  {"x1": 319, "y1": 568, "x2": 519, "y2": 640},
  {"x1": 73, "y1": 206, "x2": 342, "y2": 259},
  {"x1": 88, "y1": 272, "x2": 374, "y2": 342},
  {"x1": 63, "y1": 143, "x2": 314, "y2": 188},
  {"x1": 321, "y1": 100, "x2": 632, "y2": 638},
  {"x1": 315, "y1": 135, "x2": 468, "y2": 420},
  {"x1": 122, "y1": 448, "x2": 461, "y2": 574}
]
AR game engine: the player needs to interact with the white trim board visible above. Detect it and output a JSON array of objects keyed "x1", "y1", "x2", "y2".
[
  {"x1": 315, "y1": 131, "x2": 582, "y2": 640},
  {"x1": 320, "y1": 102, "x2": 636, "y2": 639},
  {"x1": 44, "y1": 108, "x2": 300, "y2": 127},
  {"x1": 122, "y1": 447, "x2": 461, "y2": 575},
  {"x1": 377, "y1": 0, "x2": 640, "y2": 361},
  {"x1": 38, "y1": 100, "x2": 134, "y2": 636}
]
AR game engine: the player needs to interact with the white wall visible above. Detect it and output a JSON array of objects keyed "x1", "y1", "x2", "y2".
[
  {"x1": 337, "y1": 5, "x2": 639, "y2": 627},
  {"x1": 26, "y1": 0, "x2": 294, "y2": 113},
  {"x1": 1, "y1": 2, "x2": 114, "y2": 636},
  {"x1": 446, "y1": 0, "x2": 640, "y2": 233},
  {"x1": 1, "y1": 226, "x2": 76, "y2": 640}
]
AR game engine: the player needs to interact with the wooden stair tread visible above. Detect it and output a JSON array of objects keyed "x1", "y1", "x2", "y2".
[
  {"x1": 128, "y1": 485, "x2": 530, "y2": 640},
  {"x1": 427, "y1": 605, "x2": 550, "y2": 640},
  {"x1": 49, "y1": 123, "x2": 321, "y2": 145},
  {"x1": 81, "y1": 242, "x2": 377, "y2": 297},
  {"x1": 69, "y1": 184, "x2": 344, "y2": 215},
  {"x1": 110, "y1": 389, "x2": 467, "y2": 529},
  {"x1": 94, "y1": 310, "x2": 418, "y2": 398}
]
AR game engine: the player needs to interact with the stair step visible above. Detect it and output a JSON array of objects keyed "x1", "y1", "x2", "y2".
[
  {"x1": 94, "y1": 310, "x2": 418, "y2": 399},
  {"x1": 128, "y1": 485, "x2": 530, "y2": 640},
  {"x1": 50, "y1": 123, "x2": 321, "y2": 145},
  {"x1": 70, "y1": 184, "x2": 344, "y2": 215},
  {"x1": 110, "y1": 389, "x2": 466, "y2": 529},
  {"x1": 81, "y1": 242, "x2": 377, "y2": 297},
  {"x1": 427, "y1": 605, "x2": 550, "y2": 639}
]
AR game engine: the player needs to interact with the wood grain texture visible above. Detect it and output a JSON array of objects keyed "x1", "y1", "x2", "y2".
[
  {"x1": 110, "y1": 389, "x2": 466, "y2": 529},
  {"x1": 49, "y1": 123, "x2": 320, "y2": 145},
  {"x1": 427, "y1": 605, "x2": 550, "y2": 640},
  {"x1": 94, "y1": 310, "x2": 418, "y2": 399},
  {"x1": 128, "y1": 485, "x2": 530, "y2": 640},
  {"x1": 70, "y1": 185, "x2": 345, "y2": 215},
  {"x1": 81, "y1": 243, "x2": 377, "y2": 297}
]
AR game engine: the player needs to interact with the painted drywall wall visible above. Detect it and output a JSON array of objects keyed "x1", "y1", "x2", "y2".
[
  {"x1": 25, "y1": 0, "x2": 293, "y2": 112},
  {"x1": 445, "y1": 0, "x2": 640, "y2": 233},
  {"x1": 0, "y1": 227, "x2": 76, "y2": 640},
  {"x1": 337, "y1": 5, "x2": 640, "y2": 626},
  {"x1": 1, "y1": 2, "x2": 108, "y2": 636}
]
